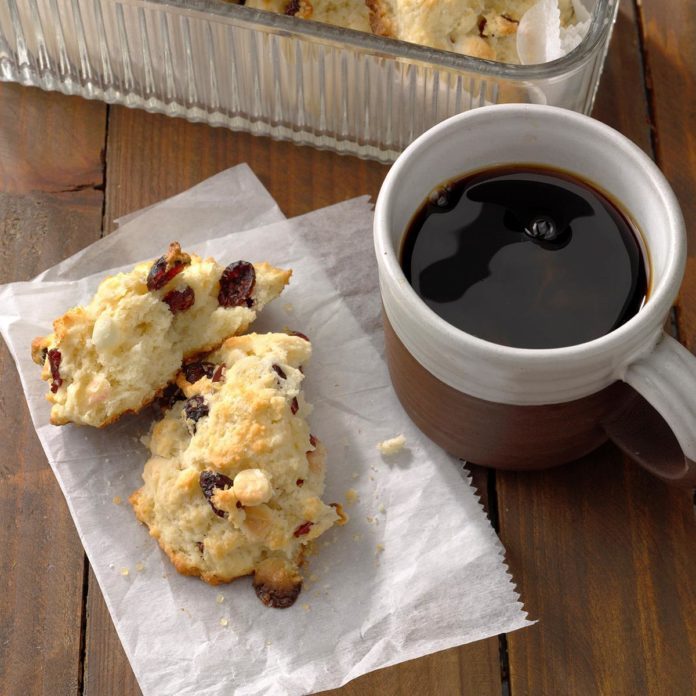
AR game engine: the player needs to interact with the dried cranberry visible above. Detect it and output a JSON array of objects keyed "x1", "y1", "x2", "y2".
[
  {"x1": 293, "y1": 521, "x2": 313, "y2": 537},
  {"x1": 218, "y1": 261, "x2": 255, "y2": 308},
  {"x1": 183, "y1": 362, "x2": 216, "y2": 384},
  {"x1": 155, "y1": 383, "x2": 185, "y2": 416},
  {"x1": 47, "y1": 349, "x2": 62, "y2": 393},
  {"x1": 146, "y1": 243, "x2": 191, "y2": 291},
  {"x1": 284, "y1": 0, "x2": 300, "y2": 15},
  {"x1": 236, "y1": 501, "x2": 242, "y2": 509},
  {"x1": 288, "y1": 330, "x2": 309, "y2": 342},
  {"x1": 184, "y1": 395, "x2": 209, "y2": 432},
  {"x1": 199, "y1": 471, "x2": 234, "y2": 518},
  {"x1": 212, "y1": 364, "x2": 226, "y2": 383},
  {"x1": 309, "y1": 434, "x2": 317, "y2": 448},
  {"x1": 290, "y1": 397, "x2": 299, "y2": 415},
  {"x1": 296, "y1": 479, "x2": 304, "y2": 487},
  {"x1": 195, "y1": 541, "x2": 205, "y2": 553},
  {"x1": 272, "y1": 364, "x2": 286, "y2": 380},
  {"x1": 163, "y1": 286, "x2": 195, "y2": 313}
]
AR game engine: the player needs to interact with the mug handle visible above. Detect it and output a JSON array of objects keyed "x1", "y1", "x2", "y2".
[{"x1": 603, "y1": 332, "x2": 696, "y2": 487}]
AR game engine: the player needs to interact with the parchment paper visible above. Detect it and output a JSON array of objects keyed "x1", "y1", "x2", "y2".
[{"x1": 0, "y1": 166, "x2": 532, "y2": 696}]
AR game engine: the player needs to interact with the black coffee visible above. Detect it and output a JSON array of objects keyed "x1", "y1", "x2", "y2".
[{"x1": 401, "y1": 165, "x2": 648, "y2": 349}]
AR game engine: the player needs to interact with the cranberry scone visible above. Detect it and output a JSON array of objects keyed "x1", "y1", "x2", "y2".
[
  {"x1": 31, "y1": 243, "x2": 291, "y2": 427},
  {"x1": 366, "y1": 0, "x2": 575, "y2": 63},
  {"x1": 245, "y1": 0, "x2": 371, "y2": 33},
  {"x1": 130, "y1": 332, "x2": 346, "y2": 608}
]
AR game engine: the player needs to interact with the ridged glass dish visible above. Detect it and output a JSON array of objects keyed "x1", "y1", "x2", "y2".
[{"x1": 0, "y1": 0, "x2": 618, "y2": 162}]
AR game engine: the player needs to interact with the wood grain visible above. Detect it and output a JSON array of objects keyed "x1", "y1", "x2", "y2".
[
  {"x1": 0, "y1": 83, "x2": 106, "y2": 696},
  {"x1": 82, "y1": 106, "x2": 502, "y2": 696},
  {"x1": 637, "y1": 1, "x2": 696, "y2": 349},
  {"x1": 499, "y1": 2, "x2": 696, "y2": 693}
]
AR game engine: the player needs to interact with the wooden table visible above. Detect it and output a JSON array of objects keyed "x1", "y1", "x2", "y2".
[{"x1": 1, "y1": 1, "x2": 694, "y2": 693}]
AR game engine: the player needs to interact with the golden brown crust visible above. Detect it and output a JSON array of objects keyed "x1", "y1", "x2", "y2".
[
  {"x1": 365, "y1": 0, "x2": 395, "y2": 37},
  {"x1": 31, "y1": 336, "x2": 50, "y2": 365},
  {"x1": 164, "y1": 241, "x2": 191, "y2": 269}
]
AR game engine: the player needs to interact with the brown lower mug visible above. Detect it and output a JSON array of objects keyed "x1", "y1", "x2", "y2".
[
  {"x1": 384, "y1": 315, "x2": 695, "y2": 484},
  {"x1": 374, "y1": 105, "x2": 696, "y2": 486}
]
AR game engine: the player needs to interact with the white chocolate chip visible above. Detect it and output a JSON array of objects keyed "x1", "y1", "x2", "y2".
[
  {"x1": 233, "y1": 469, "x2": 273, "y2": 506},
  {"x1": 377, "y1": 434, "x2": 406, "y2": 456}
]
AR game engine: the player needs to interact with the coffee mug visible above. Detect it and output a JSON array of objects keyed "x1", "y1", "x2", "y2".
[{"x1": 374, "y1": 104, "x2": 696, "y2": 486}]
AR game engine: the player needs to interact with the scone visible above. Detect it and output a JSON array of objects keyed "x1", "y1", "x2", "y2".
[
  {"x1": 245, "y1": 0, "x2": 372, "y2": 33},
  {"x1": 366, "y1": 0, "x2": 573, "y2": 63},
  {"x1": 31, "y1": 243, "x2": 291, "y2": 427},
  {"x1": 130, "y1": 332, "x2": 346, "y2": 607}
]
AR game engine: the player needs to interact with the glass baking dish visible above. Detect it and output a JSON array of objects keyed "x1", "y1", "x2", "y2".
[{"x1": 0, "y1": 0, "x2": 618, "y2": 162}]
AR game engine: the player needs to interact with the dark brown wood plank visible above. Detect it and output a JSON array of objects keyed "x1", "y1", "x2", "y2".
[
  {"x1": 638, "y1": 1, "x2": 696, "y2": 348},
  {"x1": 84, "y1": 106, "x2": 501, "y2": 696},
  {"x1": 0, "y1": 83, "x2": 106, "y2": 695},
  {"x1": 499, "y1": 2, "x2": 696, "y2": 693}
]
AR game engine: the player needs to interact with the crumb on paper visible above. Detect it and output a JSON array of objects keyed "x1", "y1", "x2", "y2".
[
  {"x1": 266, "y1": 640, "x2": 273, "y2": 646},
  {"x1": 351, "y1": 472, "x2": 359, "y2": 480},
  {"x1": 309, "y1": 574, "x2": 318, "y2": 582},
  {"x1": 378, "y1": 504, "x2": 386, "y2": 514},
  {"x1": 220, "y1": 617, "x2": 229, "y2": 627},
  {"x1": 108, "y1": 562, "x2": 114, "y2": 569},
  {"x1": 120, "y1": 567, "x2": 129, "y2": 576},
  {"x1": 376, "y1": 544, "x2": 385, "y2": 554},
  {"x1": 352, "y1": 533, "x2": 362, "y2": 542},
  {"x1": 345, "y1": 489, "x2": 359, "y2": 506},
  {"x1": 112, "y1": 495, "x2": 122, "y2": 505},
  {"x1": 135, "y1": 561, "x2": 145, "y2": 572},
  {"x1": 366, "y1": 516, "x2": 375, "y2": 524},
  {"x1": 216, "y1": 593, "x2": 225, "y2": 604},
  {"x1": 377, "y1": 434, "x2": 406, "y2": 455},
  {"x1": 302, "y1": 603, "x2": 310, "y2": 611},
  {"x1": 282, "y1": 302, "x2": 294, "y2": 314}
]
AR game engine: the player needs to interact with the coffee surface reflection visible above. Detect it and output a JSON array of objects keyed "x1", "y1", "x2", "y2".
[{"x1": 400, "y1": 165, "x2": 648, "y2": 349}]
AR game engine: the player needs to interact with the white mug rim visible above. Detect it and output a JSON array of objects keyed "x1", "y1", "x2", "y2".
[{"x1": 374, "y1": 104, "x2": 685, "y2": 369}]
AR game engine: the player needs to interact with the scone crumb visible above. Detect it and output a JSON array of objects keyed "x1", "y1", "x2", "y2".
[
  {"x1": 283, "y1": 302, "x2": 295, "y2": 314},
  {"x1": 120, "y1": 567, "x2": 129, "y2": 576},
  {"x1": 366, "y1": 516, "x2": 375, "y2": 524},
  {"x1": 216, "y1": 593, "x2": 225, "y2": 604},
  {"x1": 302, "y1": 603, "x2": 310, "y2": 611},
  {"x1": 309, "y1": 574, "x2": 318, "y2": 582},
  {"x1": 352, "y1": 533, "x2": 362, "y2": 542},
  {"x1": 376, "y1": 543, "x2": 385, "y2": 554},
  {"x1": 345, "y1": 489, "x2": 359, "y2": 506},
  {"x1": 378, "y1": 504, "x2": 386, "y2": 514},
  {"x1": 220, "y1": 618, "x2": 229, "y2": 627},
  {"x1": 135, "y1": 561, "x2": 145, "y2": 572},
  {"x1": 351, "y1": 472, "x2": 359, "y2": 480},
  {"x1": 377, "y1": 434, "x2": 406, "y2": 455},
  {"x1": 112, "y1": 495, "x2": 122, "y2": 505}
]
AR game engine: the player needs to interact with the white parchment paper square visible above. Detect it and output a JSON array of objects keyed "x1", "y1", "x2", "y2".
[{"x1": 0, "y1": 166, "x2": 532, "y2": 696}]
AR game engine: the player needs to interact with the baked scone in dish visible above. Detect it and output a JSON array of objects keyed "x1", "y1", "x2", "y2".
[
  {"x1": 245, "y1": 0, "x2": 371, "y2": 32},
  {"x1": 31, "y1": 243, "x2": 291, "y2": 427},
  {"x1": 130, "y1": 332, "x2": 346, "y2": 608},
  {"x1": 366, "y1": 0, "x2": 574, "y2": 63}
]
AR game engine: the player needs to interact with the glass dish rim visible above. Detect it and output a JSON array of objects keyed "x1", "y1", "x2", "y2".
[{"x1": 132, "y1": 0, "x2": 617, "y2": 79}]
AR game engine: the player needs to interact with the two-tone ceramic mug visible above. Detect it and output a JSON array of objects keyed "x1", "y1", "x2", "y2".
[{"x1": 374, "y1": 104, "x2": 696, "y2": 486}]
